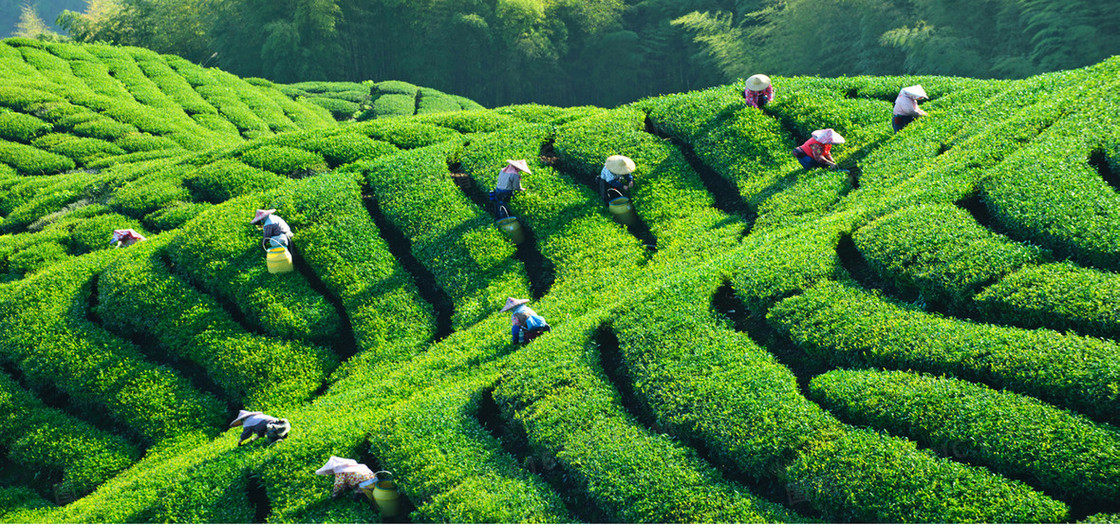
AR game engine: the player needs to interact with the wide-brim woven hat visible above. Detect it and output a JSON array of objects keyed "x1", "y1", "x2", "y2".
[
  {"x1": 811, "y1": 128, "x2": 845, "y2": 144},
  {"x1": 229, "y1": 410, "x2": 264, "y2": 428},
  {"x1": 315, "y1": 456, "x2": 358, "y2": 476},
  {"x1": 746, "y1": 74, "x2": 771, "y2": 92},
  {"x1": 250, "y1": 209, "x2": 276, "y2": 224},
  {"x1": 604, "y1": 155, "x2": 636, "y2": 175},
  {"x1": 901, "y1": 84, "x2": 927, "y2": 99},
  {"x1": 506, "y1": 159, "x2": 532, "y2": 174},
  {"x1": 500, "y1": 297, "x2": 530, "y2": 312},
  {"x1": 109, "y1": 229, "x2": 145, "y2": 244}
]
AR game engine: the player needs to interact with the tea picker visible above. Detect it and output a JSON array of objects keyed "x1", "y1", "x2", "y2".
[
  {"x1": 315, "y1": 456, "x2": 376, "y2": 500},
  {"x1": 793, "y1": 128, "x2": 845, "y2": 170},
  {"x1": 250, "y1": 208, "x2": 295, "y2": 274},
  {"x1": 315, "y1": 457, "x2": 402, "y2": 517},
  {"x1": 108, "y1": 229, "x2": 146, "y2": 248},
  {"x1": 744, "y1": 74, "x2": 773, "y2": 108},
  {"x1": 500, "y1": 297, "x2": 551, "y2": 345},
  {"x1": 892, "y1": 84, "x2": 928, "y2": 132},
  {"x1": 230, "y1": 410, "x2": 290, "y2": 446},
  {"x1": 490, "y1": 159, "x2": 531, "y2": 219},
  {"x1": 491, "y1": 160, "x2": 531, "y2": 244},
  {"x1": 598, "y1": 155, "x2": 636, "y2": 202}
]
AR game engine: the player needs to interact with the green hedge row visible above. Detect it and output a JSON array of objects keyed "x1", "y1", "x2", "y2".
[
  {"x1": 270, "y1": 173, "x2": 434, "y2": 368},
  {"x1": 493, "y1": 324, "x2": 800, "y2": 523},
  {"x1": 852, "y1": 203, "x2": 1042, "y2": 310},
  {"x1": 346, "y1": 140, "x2": 530, "y2": 329},
  {"x1": 980, "y1": 73, "x2": 1120, "y2": 270},
  {"x1": 413, "y1": 109, "x2": 522, "y2": 134},
  {"x1": 164, "y1": 195, "x2": 342, "y2": 345},
  {"x1": 368, "y1": 93, "x2": 415, "y2": 119},
  {"x1": 642, "y1": 85, "x2": 801, "y2": 214},
  {"x1": 975, "y1": 262, "x2": 1120, "y2": 339},
  {"x1": 183, "y1": 158, "x2": 285, "y2": 204},
  {"x1": 787, "y1": 427, "x2": 1066, "y2": 523},
  {"x1": 0, "y1": 140, "x2": 76, "y2": 174},
  {"x1": 131, "y1": 52, "x2": 220, "y2": 116},
  {"x1": 0, "y1": 487, "x2": 52, "y2": 523},
  {"x1": 769, "y1": 280, "x2": 1120, "y2": 423},
  {"x1": 352, "y1": 119, "x2": 460, "y2": 149},
  {"x1": 0, "y1": 250, "x2": 225, "y2": 444},
  {"x1": 97, "y1": 237, "x2": 337, "y2": 410},
  {"x1": 371, "y1": 375, "x2": 572, "y2": 522},
  {"x1": 494, "y1": 104, "x2": 604, "y2": 125},
  {"x1": 553, "y1": 106, "x2": 739, "y2": 254},
  {"x1": 0, "y1": 371, "x2": 139, "y2": 496},
  {"x1": 810, "y1": 368, "x2": 1120, "y2": 504},
  {"x1": 238, "y1": 144, "x2": 327, "y2": 177},
  {"x1": 0, "y1": 110, "x2": 52, "y2": 142},
  {"x1": 459, "y1": 122, "x2": 647, "y2": 299}
]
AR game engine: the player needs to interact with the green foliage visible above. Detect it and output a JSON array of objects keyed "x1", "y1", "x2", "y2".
[
  {"x1": 852, "y1": 204, "x2": 1042, "y2": 311},
  {"x1": 0, "y1": 140, "x2": 76, "y2": 174},
  {"x1": 0, "y1": 372, "x2": 139, "y2": 497},
  {"x1": 788, "y1": 428, "x2": 1067, "y2": 523},
  {"x1": 0, "y1": 111, "x2": 52, "y2": 142},
  {"x1": 238, "y1": 145, "x2": 327, "y2": 177},
  {"x1": 368, "y1": 93, "x2": 415, "y2": 119},
  {"x1": 769, "y1": 280, "x2": 1120, "y2": 424},
  {"x1": 976, "y1": 262, "x2": 1120, "y2": 339},
  {"x1": 97, "y1": 237, "x2": 338, "y2": 410},
  {"x1": 183, "y1": 159, "x2": 285, "y2": 204},
  {"x1": 810, "y1": 369, "x2": 1120, "y2": 504}
]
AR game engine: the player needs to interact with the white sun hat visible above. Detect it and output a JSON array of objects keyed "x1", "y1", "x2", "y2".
[
  {"x1": 745, "y1": 74, "x2": 771, "y2": 92},
  {"x1": 500, "y1": 297, "x2": 530, "y2": 312},
  {"x1": 315, "y1": 456, "x2": 359, "y2": 476},
  {"x1": 250, "y1": 209, "x2": 276, "y2": 224},
  {"x1": 811, "y1": 129, "x2": 846, "y2": 145},
  {"x1": 505, "y1": 159, "x2": 532, "y2": 174},
  {"x1": 901, "y1": 85, "x2": 927, "y2": 99},
  {"x1": 604, "y1": 155, "x2": 636, "y2": 175}
]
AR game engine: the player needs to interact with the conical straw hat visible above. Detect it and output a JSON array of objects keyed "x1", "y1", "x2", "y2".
[
  {"x1": 745, "y1": 74, "x2": 771, "y2": 92},
  {"x1": 500, "y1": 297, "x2": 529, "y2": 312},
  {"x1": 506, "y1": 159, "x2": 532, "y2": 174},
  {"x1": 811, "y1": 129, "x2": 845, "y2": 144},
  {"x1": 901, "y1": 85, "x2": 927, "y2": 99},
  {"x1": 250, "y1": 209, "x2": 276, "y2": 224},
  {"x1": 604, "y1": 155, "x2": 636, "y2": 175}
]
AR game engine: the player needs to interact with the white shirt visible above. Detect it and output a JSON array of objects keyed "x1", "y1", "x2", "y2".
[
  {"x1": 496, "y1": 167, "x2": 523, "y2": 191},
  {"x1": 893, "y1": 92, "x2": 922, "y2": 117}
]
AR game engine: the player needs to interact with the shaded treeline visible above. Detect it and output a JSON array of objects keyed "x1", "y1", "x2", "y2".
[{"x1": 30, "y1": 0, "x2": 1120, "y2": 107}]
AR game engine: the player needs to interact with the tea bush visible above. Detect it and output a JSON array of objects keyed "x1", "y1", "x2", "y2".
[
  {"x1": 0, "y1": 372, "x2": 139, "y2": 496},
  {"x1": 0, "y1": 251, "x2": 225, "y2": 444},
  {"x1": 238, "y1": 145, "x2": 327, "y2": 177},
  {"x1": 348, "y1": 140, "x2": 530, "y2": 329},
  {"x1": 97, "y1": 237, "x2": 338, "y2": 410},
  {"x1": 852, "y1": 203, "x2": 1042, "y2": 311},
  {"x1": 810, "y1": 368, "x2": 1120, "y2": 504},
  {"x1": 0, "y1": 111, "x2": 52, "y2": 142},
  {"x1": 975, "y1": 262, "x2": 1120, "y2": 338},
  {"x1": 769, "y1": 280, "x2": 1120, "y2": 423}
]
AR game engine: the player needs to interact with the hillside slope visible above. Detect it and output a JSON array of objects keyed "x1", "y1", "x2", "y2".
[{"x1": 0, "y1": 39, "x2": 1118, "y2": 523}]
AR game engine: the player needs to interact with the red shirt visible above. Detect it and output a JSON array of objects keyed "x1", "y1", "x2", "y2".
[
  {"x1": 798, "y1": 137, "x2": 830, "y2": 160},
  {"x1": 744, "y1": 85, "x2": 773, "y2": 108}
]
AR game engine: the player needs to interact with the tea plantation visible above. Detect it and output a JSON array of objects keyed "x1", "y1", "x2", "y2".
[{"x1": 0, "y1": 37, "x2": 1118, "y2": 523}]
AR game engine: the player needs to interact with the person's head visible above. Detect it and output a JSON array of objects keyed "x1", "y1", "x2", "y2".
[
  {"x1": 505, "y1": 159, "x2": 532, "y2": 174},
  {"x1": 250, "y1": 209, "x2": 276, "y2": 225},
  {"x1": 604, "y1": 155, "x2": 636, "y2": 176},
  {"x1": 746, "y1": 74, "x2": 771, "y2": 92},
  {"x1": 266, "y1": 419, "x2": 290, "y2": 442}
]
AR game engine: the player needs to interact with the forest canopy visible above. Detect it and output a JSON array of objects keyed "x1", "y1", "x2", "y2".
[{"x1": 11, "y1": 0, "x2": 1120, "y2": 108}]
